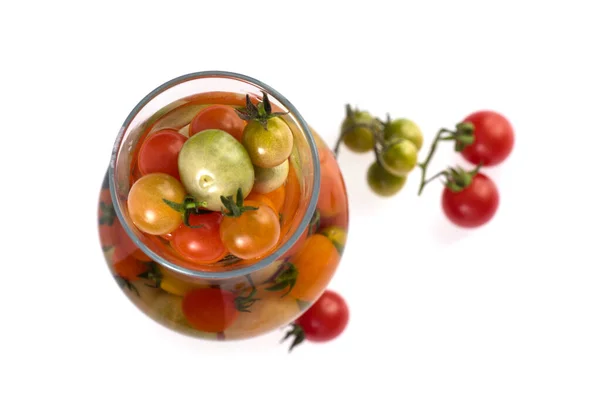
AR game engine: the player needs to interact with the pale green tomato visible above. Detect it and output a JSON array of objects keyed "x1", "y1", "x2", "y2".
[
  {"x1": 242, "y1": 117, "x2": 294, "y2": 168},
  {"x1": 253, "y1": 160, "x2": 289, "y2": 194},
  {"x1": 178, "y1": 129, "x2": 254, "y2": 211}
]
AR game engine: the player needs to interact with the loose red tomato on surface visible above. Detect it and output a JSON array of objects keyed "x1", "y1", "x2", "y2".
[
  {"x1": 181, "y1": 288, "x2": 239, "y2": 332},
  {"x1": 171, "y1": 212, "x2": 228, "y2": 264},
  {"x1": 461, "y1": 111, "x2": 514, "y2": 167},
  {"x1": 442, "y1": 172, "x2": 499, "y2": 228},
  {"x1": 189, "y1": 105, "x2": 246, "y2": 141},
  {"x1": 137, "y1": 129, "x2": 187, "y2": 179},
  {"x1": 282, "y1": 290, "x2": 349, "y2": 352}
]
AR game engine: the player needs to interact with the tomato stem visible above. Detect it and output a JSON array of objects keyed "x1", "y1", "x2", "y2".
[{"x1": 265, "y1": 262, "x2": 298, "y2": 297}]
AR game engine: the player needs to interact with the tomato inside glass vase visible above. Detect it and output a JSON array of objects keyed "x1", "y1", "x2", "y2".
[{"x1": 98, "y1": 72, "x2": 349, "y2": 340}]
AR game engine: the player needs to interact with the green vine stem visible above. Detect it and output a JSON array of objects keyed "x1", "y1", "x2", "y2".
[
  {"x1": 234, "y1": 274, "x2": 260, "y2": 313},
  {"x1": 417, "y1": 122, "x2": 475, "y2": 195}
]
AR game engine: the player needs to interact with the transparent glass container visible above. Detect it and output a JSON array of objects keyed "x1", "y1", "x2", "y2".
[{"x1": 97, "y1": 71, "x2": 349, "y2": 340}]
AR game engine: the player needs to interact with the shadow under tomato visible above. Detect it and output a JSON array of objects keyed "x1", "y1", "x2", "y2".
[{"x1": 430, "y1": 216, "x2": 472, "y2": 245}]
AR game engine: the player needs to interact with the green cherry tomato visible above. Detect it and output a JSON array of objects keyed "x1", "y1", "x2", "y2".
[
  {"x1": 367, "y1": 161, "x2": 407, "y2": 197},
  {"x1": 242, "y1": 117, "x2": 293, "y2": 168},
  {"x1": 253, "y1": 159, "x2": 289, "y2": 194},
  {"x1": 380, "y1": 139, "x2": 418, "y2": 177},
  {"x1": 384, "y1": 118, "x2": 424, "y2": 151},
  {"x1": 342, "y1": 111, "x2": 375, "y2": 153},
  {"x1": 178, "y1": 129, "x2": 254, "y2": 211}
]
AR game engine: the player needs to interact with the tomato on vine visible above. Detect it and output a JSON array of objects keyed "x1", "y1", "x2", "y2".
[
  {"x1": 337, "y1": 105, "x2": 376, "y2": 154},
  {"x1": 460, "y1": 110, "x2": 514, "y2": 166},
  {"x1": 441, "y1": 166, "x2": 499, "y2": 228},
  {"x1": 383, "y1": 117, "x2": 424, "y2": 150},
  {"x1": 282, "y1": 290, "x2": 349, "y2": 352},
  {"x1": 367, "y1": 161, "x2": 407, "y2": 197}
]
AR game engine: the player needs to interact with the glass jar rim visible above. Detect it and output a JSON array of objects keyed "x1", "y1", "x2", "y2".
[{"x1": 108, "y1": 71, "x2": 321, "y2": 279}]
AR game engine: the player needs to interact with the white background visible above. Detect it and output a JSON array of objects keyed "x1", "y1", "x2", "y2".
[{"x1": 2, "y1": 1, "x2": 599, "y2": 399}]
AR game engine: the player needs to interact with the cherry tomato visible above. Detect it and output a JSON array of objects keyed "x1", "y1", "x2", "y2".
[
  {"x1": 380, "y1": 139, "x2": 418, "y2": 177},
  {"x1": 342, "y1": 110, "x2": 374, "y2": 153},
  {"x1": 383, "y1": 118, "x2": 423, "y2": 150},
  {"x1": 127, "y1": 173, "x2": 186, "y2": 235},
  {"x1": 245, "y1": 193, "x2": 277, "y2": 213},
  {"x1": 171, "y1": 212, "x2": 228, "y2": 264},
  {"x1": 113, "y1": 222, "x2": 151, "y2": 263},
  {"x1": 189, "y1": 105, "x2": 246, "y2": 141},
  {"x1": 182, "y1": 288, "x2": 238, "y2": 332},
  {"x1": 461, "y1": 111, "x2": 514, "y2": 166},
  {"x1": 289, "y1": 234, "x2": 340, "y2": 302},
  {"x1": 367, "y1": 162, "x2": 407, "y2": 196},
  {"x1": 220, "y1": 200, "x2": 280, "y2": 259},
  {"x1": 319, "y1": 226, "x2": 346, "y2": 254},
  {"x1": 253, "y1": 160, "x2": 289, "y2": 194},
  {"x1": 112, "y1": 254, "x2": 148, "y2": 281},
  {"x1": 442, "y1": 173, "x2": 499, "y2": 228},
  {"x1": 242, "y1": 117, "x2": 293, "y2": 168},
  {"x1": 261, "y1": 184, "x2": 285, "y2": 213},
  {"x1": 137, "y1": 129, "x2": 187, "y2": 180},
  {"x1": 280, "y1": 166, "x2": 300, "y2": 233},
  {"x1": 296, "y1": 290, "x2": 349, "y2": 342},
  {"x1": 317, "y1": 150, "x2": 348, "y2": 218}
]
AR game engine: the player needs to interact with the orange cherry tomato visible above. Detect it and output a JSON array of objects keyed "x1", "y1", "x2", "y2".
[
  {"x1": 289, "y1": 234, "x2": 340, "y2": 302},
  {"x1": 113, "y1": 254, "x2": 148, "y2": 281},
  {"x1": 280, "y1": 166, "x2": 301, "y2": 233},
  {"x1": 316, "y1": 151, "x2": 348, "y2": 218},
  {"x1": 245, "y1": 192, "x2": 277, "y2": 213},
  {"x1": 182, "y1": 288, "x2": 238, "y2": 332},
  {"x1": 127, "y1": 173, "x2": 186, "y2": 235},
  {"x1": 262, "y1": 184, "x2": 286, "y2": 213},
  {"x1": 219, "y1": 200, "x2": 280, "y2": 260},
  {"x1": 189, "y1": 105, "x2": 246, "y2": 141}
]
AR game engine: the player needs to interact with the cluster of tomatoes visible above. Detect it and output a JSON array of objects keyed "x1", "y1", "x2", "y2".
[
  {"x1": 127, "y1": 92, "x2": 297, "y2": 265},
  {"x1": 337, "y1": 107, "x2": 514, "y2": 228}
]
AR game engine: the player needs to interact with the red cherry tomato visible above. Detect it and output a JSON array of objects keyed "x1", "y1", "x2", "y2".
[
  {"x1": 296, "y1": 290, "x2": 349, "y2": 342},
  {"x1": 461, "y1": 111, "x2": 514, "y2": 167},
  {"x1": 171, "y1": 213, "x2": 228, "y2": 264},
  {"x1": 189, "y1": 105, "x2": 246, "y2": 141},
  {"x1": 137, "y1": 129, "x2": 187, "y2": 179},
  {"x1": 442, "y1": 173, "x2": 499, "y2": 228},
  {"x1": 182, "y1": 288, "x2": 239, "y2": 332}
]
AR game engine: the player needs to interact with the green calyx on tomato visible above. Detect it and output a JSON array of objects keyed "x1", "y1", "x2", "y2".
[
  {"x1": 233, "y1": 275, "x2": 261, "y2": 313},
  {"x1": 220, "y1": 187, "x2": 259, "y2": 217},
  {"x1": 136, "y1": 261, "x2": 163, "y2": 289},
  {"x1": 235, "y1": 91, "x2": 288, "y2": 129},
  {"x1": 265, "y1": 262, "x2": 298, "y2": 297},
  {"x1": 281, "y1": 323, "x2": 306, "y2": 352},
  {"x1": 416, "y1": 122, "x2": 475, "y2": 196},
  {"x1": 99, "y1": 201, "x2": 116, "y2": 226},
  {"x1": 163, "y1": 195, "x2": 209, "y2": 228},
  {"x1": 441, "y1": 164, "x2": 482, "y2": 193}
]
